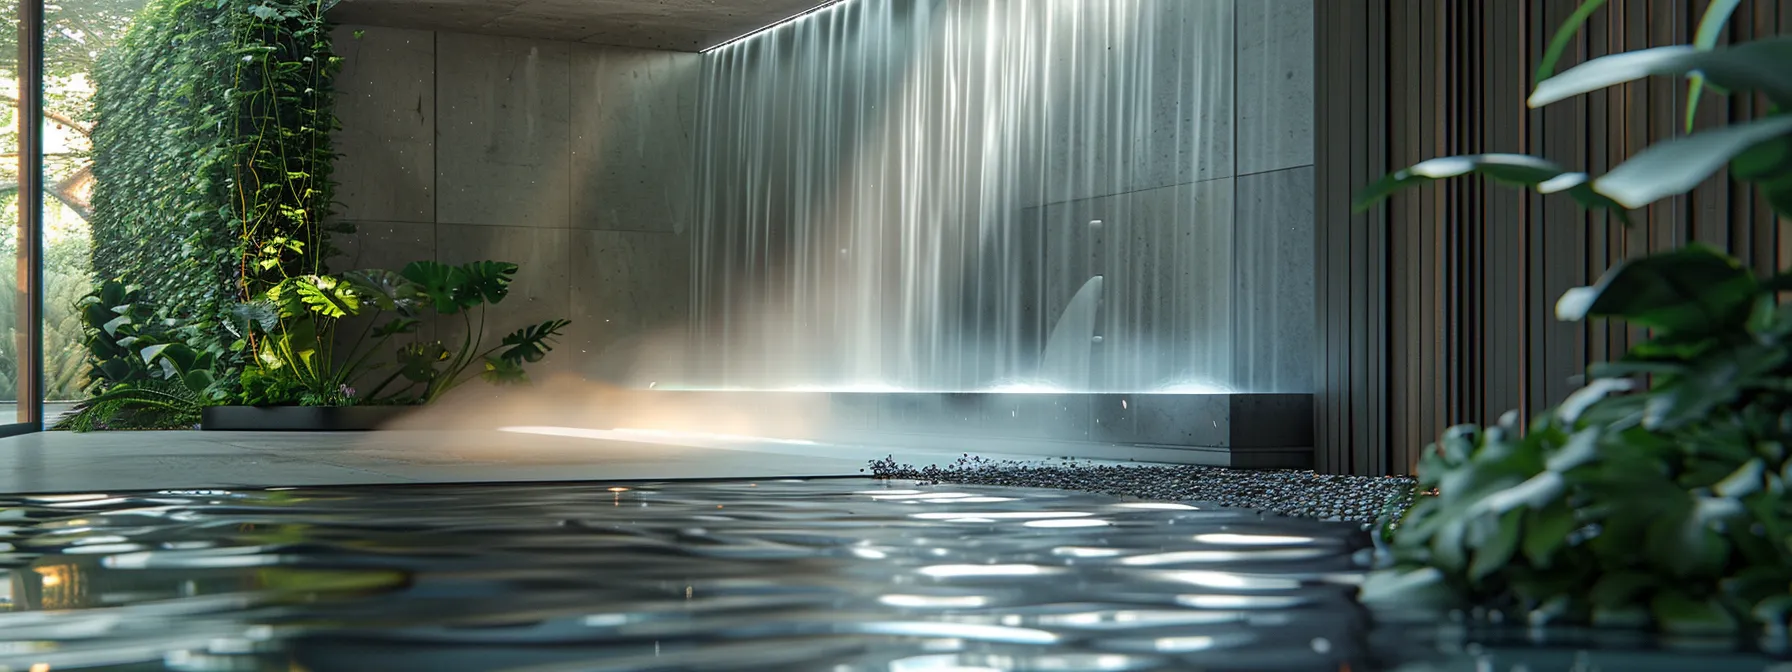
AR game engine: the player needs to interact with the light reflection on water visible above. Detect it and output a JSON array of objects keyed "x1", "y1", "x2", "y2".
[{"x1": 0, "y1": 479, "x2": 1782, "y2": 671}]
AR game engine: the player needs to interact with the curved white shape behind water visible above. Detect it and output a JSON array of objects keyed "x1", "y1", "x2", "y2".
[
  {"x1": 1038, "y1": 275, "x2": 1103, "y2": 390},
  {"x1": 688, "y1": 0, "x2": 1236, "y2": 393}
]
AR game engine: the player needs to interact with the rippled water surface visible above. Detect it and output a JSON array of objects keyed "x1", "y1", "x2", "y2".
[{"x1": 0, "y1": 479, "x2": 1781, "y2": 671}]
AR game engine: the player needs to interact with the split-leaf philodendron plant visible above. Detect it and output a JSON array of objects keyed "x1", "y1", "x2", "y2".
[
  {"x1": 234, "y1": 260, "x2": 572, "y2": 407},
  {"x1": 59, "y1": 259, "x2": 571, "y2": 431},
  {"x1": 1353, "y1": 1, "x2": 1792, "y2": 634}
]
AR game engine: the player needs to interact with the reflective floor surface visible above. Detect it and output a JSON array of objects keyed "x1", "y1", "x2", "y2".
[{"x1": 0, "y1": 479, "x2": 1785, "y2": 671}]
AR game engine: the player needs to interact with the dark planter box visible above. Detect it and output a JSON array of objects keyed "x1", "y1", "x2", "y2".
[{"x1": 200, "y1": 405, "x2": 415, "y2": 431}]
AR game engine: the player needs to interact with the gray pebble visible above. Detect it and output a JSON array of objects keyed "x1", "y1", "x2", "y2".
[{"x1": 866, "y1": 455, "x2": 1417, "y2": 523}]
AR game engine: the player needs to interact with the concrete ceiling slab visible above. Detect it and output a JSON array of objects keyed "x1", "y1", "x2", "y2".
[{"x1": 330, "y1": 0, "x2": 829, "y2": 52}]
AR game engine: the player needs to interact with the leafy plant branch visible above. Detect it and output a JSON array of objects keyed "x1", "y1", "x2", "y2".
[{"x1": 1355, "y1": 4, "x2": 1792, "y2": 634}]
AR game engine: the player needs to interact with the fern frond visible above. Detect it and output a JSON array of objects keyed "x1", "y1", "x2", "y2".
[{"x1": 53, "y1": 380, "x2": 203, "y2": 432}]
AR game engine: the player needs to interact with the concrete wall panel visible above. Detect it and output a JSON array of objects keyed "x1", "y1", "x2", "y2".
[
  {"x1": 1233, "y1": 166, "x2": 1314, "y2": 393},
  {"x1": 436, "y1": 33, "x2": 573, "y2": 229},
  {"x1": 570, "y1": 46, "x2": 701, "y2": 233},
  {"x1": 335, "y1": 26, "x2": 698, "y2": 390},
  {"x1": 1237, "y1": 0, "x2": 1315, "y2": 175},
  {"x1": 333, "y1": 26, "x2": 436, "y2": 224},
  {"x1": 571, "y1": 230, "x2": 693, "y2": 382}
]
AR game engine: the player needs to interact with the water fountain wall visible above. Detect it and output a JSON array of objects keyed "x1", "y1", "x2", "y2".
[
  {"x1": 687, "y1": 0, "x2": 1313, "y2": 395},
  {"x1": 323, "y1": 0, "x2": 1317, "y2": 464}
]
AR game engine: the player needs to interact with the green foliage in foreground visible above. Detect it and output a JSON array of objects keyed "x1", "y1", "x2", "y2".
[
  {"x1": 1354, "y1": 3, "x2": 1792, "y2": 633},
  {"x1": 55, "y1": 279, "x2": 230, "y2": 430},
  {"x1": 58, "y1": 260, "x2": 572, "y2": 430},
  {"x1": 89, "y1": 0, "x2": 341, "y2": 373},
  {"x1": 234, "y1": 259, "x2": 570, "y2": 407},
  {"x1": 1365, "y1": 247, "x2": 1792, "y2": 634}
]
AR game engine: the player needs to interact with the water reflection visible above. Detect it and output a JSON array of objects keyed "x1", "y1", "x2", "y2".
[{"x1": 0, "y1": 480, "x2": 1782, "y2": 671}]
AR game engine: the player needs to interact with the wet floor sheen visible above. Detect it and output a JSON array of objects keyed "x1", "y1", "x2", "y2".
[{"x1": 0, "y1": 479, "x2": 1779, "y2": 671}]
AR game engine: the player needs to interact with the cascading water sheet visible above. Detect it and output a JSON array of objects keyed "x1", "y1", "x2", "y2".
[{"x1": 689, "y1": 0, "x2": 1236, "y2": 394}]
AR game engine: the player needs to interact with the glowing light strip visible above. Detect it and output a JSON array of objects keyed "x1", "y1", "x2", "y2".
[
  {"x1": 701, "y1": 0, "x2": 855, "y2": 54},
  {"x1": 497, "y1": 425, "x2": 819, "y2": 446},
  {"x1": 641, "y1": 382, "x2": 1238, "y2": 395}
]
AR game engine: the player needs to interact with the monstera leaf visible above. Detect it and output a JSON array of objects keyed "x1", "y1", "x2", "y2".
[
  {"x1": 260, "y1": 316, "x2": 321, "y2": 373},
  {"x1": 400, "y1": 261, "x2": 478, "y2": 314},
  {"x1": 460, "y1": 261, "x2": 518, "y2": 305},
  {"x1": 480, "y1": 356, "x2": 529, "y2": 385},
  {"x1": 396, "y1": 341, "x2": 450, "y2": 383},
  {"x1": 262, "y1": 276, "x2": 357, "y2": 320},
  {"x1": 343, "y1": 269, "x2": 426, "y2": 314},
  {"x1": 498, "y1": 319, "x2": 571, "y2": 364},
  {"x1": 306, "y1": 277, "x2": 361, "y2": 319},
  {"x1": 230, "y1": 300, "x2": 280, "y2": 334}
]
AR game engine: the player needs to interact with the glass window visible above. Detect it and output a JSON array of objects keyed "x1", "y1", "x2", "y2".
[
  {"x1": 36, "y1": 0, "x2": 146, "y2": 424},
  {"x1": 1, "y1": 0, "x2": 27, "y2": 426}
]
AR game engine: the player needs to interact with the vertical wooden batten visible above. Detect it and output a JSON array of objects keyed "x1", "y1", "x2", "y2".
[
  {"x1": 1314, "y1": 0, "x2": 1792, "y2": 475},
  {"x1": 15, "y1": 0, "x2": 43, "y2": 429}
]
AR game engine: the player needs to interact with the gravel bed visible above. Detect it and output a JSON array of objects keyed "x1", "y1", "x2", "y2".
[{"x1": 865, "y1": 454, "x2": 1418, "y2": 524}]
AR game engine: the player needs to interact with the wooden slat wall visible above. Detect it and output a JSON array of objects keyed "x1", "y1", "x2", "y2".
[{"x1": 1315, "y1": 0, "x2": 1792, "y2": 476}]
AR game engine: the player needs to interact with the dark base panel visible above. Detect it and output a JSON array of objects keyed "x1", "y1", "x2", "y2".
[{"x1": 201, "y1": 406, "x2": 415, "y2": 432}]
